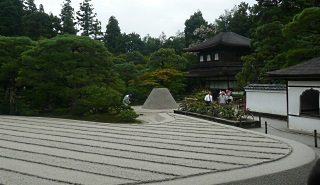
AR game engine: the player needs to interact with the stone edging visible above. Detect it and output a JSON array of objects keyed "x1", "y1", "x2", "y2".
[{"x1": 174, "y1": 110, "x2": 261, "y2": 128}]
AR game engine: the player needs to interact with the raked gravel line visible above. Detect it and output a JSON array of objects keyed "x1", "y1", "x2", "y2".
[{"x1": 0, "y1": 114, "x2": 291, "y2": 185}]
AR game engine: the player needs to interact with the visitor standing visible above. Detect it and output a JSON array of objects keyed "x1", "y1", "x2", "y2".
[
  {"x1": 204, "y1": 91, "x2": 213, "y2": 105},
  {"x1": 218, "y1": 91, "x2": 227, "y2": 106}
]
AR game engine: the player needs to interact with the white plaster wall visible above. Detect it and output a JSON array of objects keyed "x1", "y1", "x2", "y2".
[
  {"x1": 289, "y1": 81, "x2": 320, "y2": 87},
  {"x1": 246, "y1": 90, "x2": 287, "y2": 116},
  {"x1": 289, "y1": 116, "x2": 320, "y2": 133},
  {"x1": 288, "y1": 81, "x2": 320, "y2": 116}
]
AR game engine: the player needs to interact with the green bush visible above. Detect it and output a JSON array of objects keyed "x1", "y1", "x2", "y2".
[
  {"x1": 114, "y1": 104, "x2": 133, "y2": 114},
  {"x1": 116, "y1": 109, "x2": 139, "y2": 122},
  {"x1": 179, "y1": 97, "x2": 256, "y2": 121},
  {"x1": 53, "y1": 108, "x2": 70, "y2": 116}
]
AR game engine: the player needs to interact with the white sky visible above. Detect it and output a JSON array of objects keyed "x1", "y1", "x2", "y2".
[{"x1": 35, "y1": 0, "x2": 257, "y2": 38}]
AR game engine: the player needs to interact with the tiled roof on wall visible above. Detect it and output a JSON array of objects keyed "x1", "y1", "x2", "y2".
[
  {"x1": 245, "y1": 84, "x2": 286, "y2": 91},
  {"x1": 267, "y1": 57, "x2": 320, "y2": 80}
]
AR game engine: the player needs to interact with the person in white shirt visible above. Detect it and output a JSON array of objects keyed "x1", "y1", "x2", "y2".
[
  {"x1": 227, "y1": 91, "x2": 233, "y2": 104},
  {"x1": 204, "y1": 91, "x2": 213, "y2": 105}
]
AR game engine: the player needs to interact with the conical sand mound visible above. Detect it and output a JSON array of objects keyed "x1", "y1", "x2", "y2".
[{"x1": 142, "y1": 88, "x2": 178, "y2": 110}]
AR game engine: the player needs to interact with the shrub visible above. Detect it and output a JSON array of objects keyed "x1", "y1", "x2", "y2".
[
  {"x1": 219, "y1": 104, "x2": 234, "y2": 118},
  {"x1": 236, "y1": 108, "x2": 254, "y2": 121},
  {"x1": 114, "y1": 104, "x2": 133, "y2": 114},
  {"x1": 116, "y1": 109, "x2": 139, "y2": 122}
]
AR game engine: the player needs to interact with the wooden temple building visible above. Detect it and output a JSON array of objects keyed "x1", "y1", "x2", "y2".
[{"x1": 184, "y1": 31, "x2": 251, "y2": 93}]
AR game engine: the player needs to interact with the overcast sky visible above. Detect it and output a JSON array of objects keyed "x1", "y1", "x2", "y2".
[{"x1": 35, "y1": 0, "x2": 257, "y2": 38}]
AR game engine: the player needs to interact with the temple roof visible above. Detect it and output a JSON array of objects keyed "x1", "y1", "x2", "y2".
[
  {"x1": 183, "y1": 31, "x2": 251, "y2": 52},
  {"x1": 267, "y1": 57, "x2": 320, "y2": 80}
]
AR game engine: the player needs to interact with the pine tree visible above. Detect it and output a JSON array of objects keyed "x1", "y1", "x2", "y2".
[
  {"x1": 50, "y1": 13, "x2": 62, "y2": 36},
  {"x1": 104, "y1": 16, "x2": 124, "y2": 55},
  {"x1": 23, "y1": 11, "x2": 56, "y2": 40},
  {"x1": 39, "y1": 4, "x2": 44, "y2": 13},
  {"x1": 184, "y1": 10, "x2": 207, "y2": 47},
  {"x1": 92, "y1": 19, "x2": 103, "y2": 40},
  {"x1": 62, "y1": 15, "x2": 77, "y2": 34},
  {"x1": 76, "y1": 0, "x2": 100, "y2": 37},
  {"x1": 60, "y1": 0, "x2": 77, "y2": 34},
  {"x1": 24, "y1": 0, "x2": 37, "y2": 13},
  {"x1": 0, "y1": 0, "x2": 25, "y2": 36}
]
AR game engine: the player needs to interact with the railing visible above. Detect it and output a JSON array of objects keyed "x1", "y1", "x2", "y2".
[{"x1": 190, "y1": 62, "x2": 244, "y2": 68}]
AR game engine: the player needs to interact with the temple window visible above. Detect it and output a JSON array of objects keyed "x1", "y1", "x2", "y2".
[
  {"x1": 207, "y1": 54, "x2": 211, "y2": 61},
  {"x1": 214, "y1": 53, "x2": 219, "y2": 61},
  {"x1": 200, "y1": 55, "x2": 204, "y2": 62}
]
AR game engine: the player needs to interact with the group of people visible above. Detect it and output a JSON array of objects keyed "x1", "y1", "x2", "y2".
[{"x1": 204, "y1": 89, "x2": 233, "y2": 106}]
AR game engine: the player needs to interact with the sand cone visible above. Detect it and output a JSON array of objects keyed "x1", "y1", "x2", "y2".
[{"x1": 142, "y1": 88, "x2": 178, "y2": 110}]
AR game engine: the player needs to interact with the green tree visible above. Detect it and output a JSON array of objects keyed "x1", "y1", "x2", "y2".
[
  {"x1": 136, "y1": 68, "x2": 186, "y2": 97},
  {"x1": 112, "y1": 62, "x2": 137, "y2": 87},
  {"x1": 192, "y1": 23, "x2": 216, "y2": 44},
  {"x1": 92, "y1": 18, "x2": 103, "y2": 40},
  {"x1": 104, "y1": 15, "x2": 124, "y2": 55},
  {"x1": 60, "y1": 0, "x2": 77, "y2": 34},
  {"x1": 215, "y1": 2, "x2": 254, "y2": 37},
  {"x1": 0, "y1": 0, "x2": 25, "y2": 36},
  {"x1": 124, "y1": 51, "x2": 145, "y2": 65},
  {"x1": 235, "y1": 6, "x2": 320, "y2": 90},
  {"x1": 22, "y1": 11, "x2": 57, "y2": 40},
  {"x1": 235, "y1": 21, "x2": 286, "y2": 90},
  {"x1": 0, "y1": 36, "x2": 35, "y2": 114},
  {"x1": 142, "y1": 35, "x2": 162, "y2": 56},
  {"x1": 252, "y1": 21, "x2": 286, "y2": 56},
  {"x1": 229, "y1": 2, "x2": 254, "y2": 37},
  {"x1": 163, "y1": 31, "x2": 186, "y2": 55},
  {"x1": 148, "y1": 48, "x2": 187, "y2": 71},
  {"x1": 50, "y1": 13, "x2": 62, "y2": 36},
  {"x1": 76, "y1": 0, "x2": 100, "y2": 37},
  {"x1": 60, "y1": 0, "x2": 74, "y2": 21},
  {"x1": 184, "y1": 10, "x2": 207, "y2": 47},
  {"x1": 18, "y1": 35, "x2": 124, "y2": 115},
  {"x1": 235, "y1": 53, "x2": 264, "y2": 90},
  {"x1": 252, "y1": 0, "x2": 316, "y2": 26},
  {"x1": 123, "y1": 32, "x2": 144, "y2": 53},
  {"x1": 215, "y1": 9, "x2": 232, "y2": 33},
  {"x1": 39, "y1": 4, "x2": 44, "y2": 13},
  {"x1": 24, "y1": 0, "x2": 37, "y2": 13},
  {"x1": 282, "y1": 7, "x2": 320, "y2": 67}
]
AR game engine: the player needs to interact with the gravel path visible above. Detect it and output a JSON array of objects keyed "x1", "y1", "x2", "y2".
[{"x1": 0, "y1": 114, "x2": 292, "y2": 185}]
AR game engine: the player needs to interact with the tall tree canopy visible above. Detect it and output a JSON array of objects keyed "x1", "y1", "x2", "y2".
[
  {"x1": 235, "y1": 5, "x2": 320, "y2": 90},
  {"x1": 0, "y1": 0, "x2": 25, "y2": 36},
  {"x1": 60, "y1": 0, "x2": 77, "y2": 34},
  {"x1": 104, "y1": 16, "x2": 124, "y2": 55},
  {"x1": 123, "y1": 32, "x2": 144, "y2": 53},
  {"x1": 282, "y1": 7, "x2": 320, "y2": 67},
  {"x1": 18, "y1": 35, "x2": 124, "y2": 115},
  {"x1": 148, "y1": 48, "x2": 187, "y2": 71},
  {"x1": 76, "y1": 0, "x2": 101, "y2": 38},
  {"x1": 24, "y1": 0, "x2": 37, "y2": 13},
  {"x1": 184, "y1": 10, "x2": 207, "y2": 47},
  {"x1": 22, "y1": 11, "x2": 58, "y2": 40},
  {"x1": 0, "y1": 36, "x2": 35, "y2": 114}
]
